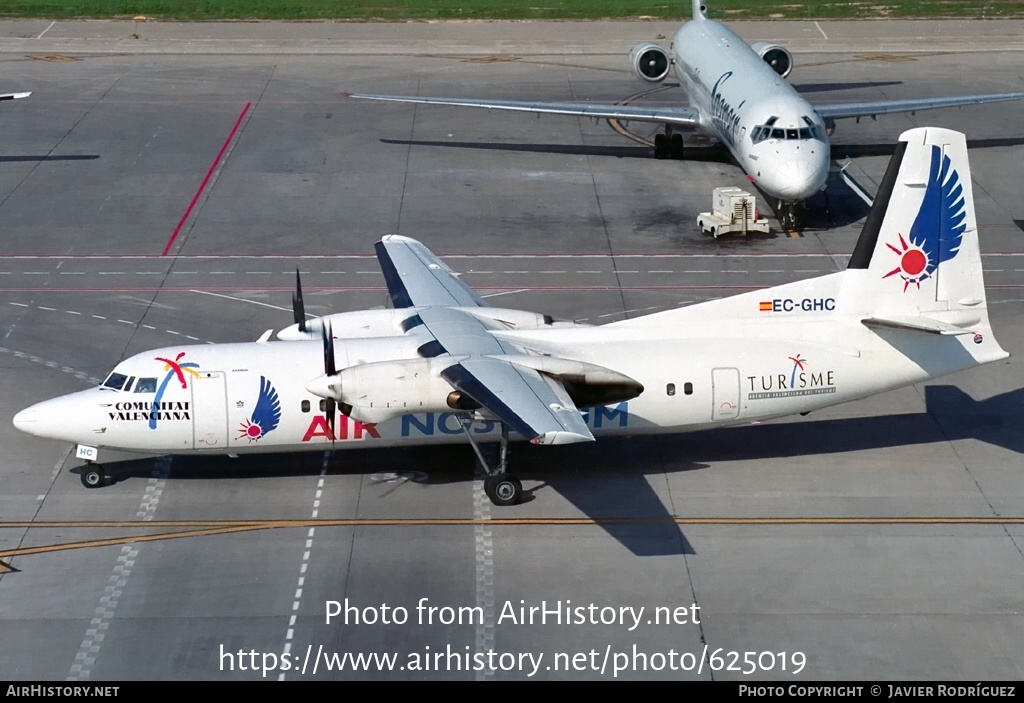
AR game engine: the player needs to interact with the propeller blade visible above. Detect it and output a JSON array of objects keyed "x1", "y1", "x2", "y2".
[
  {"x1": 323, "y1": 319, "x2": 337, "y2": 377},
  {"x1": 292, "y1": 269, "x2": 306, "y2": 332},
  {"x1": 326, "y1": 398, "x2": 337, "y2": 439}
]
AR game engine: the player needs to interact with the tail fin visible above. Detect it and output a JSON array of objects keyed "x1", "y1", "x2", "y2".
[
  {"x1": 692, "y1": 0, "x2": 707, "y2": 20},
  {"x1": 839, "y1": 127, "x2": 996, "y2": 338}
]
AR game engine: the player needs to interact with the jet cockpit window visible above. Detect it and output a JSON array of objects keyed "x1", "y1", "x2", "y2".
[
  {"x1": 751, "y1": 116, "x2": 780, "y2": 144},
  {"x1": 801, "y1": 116, "x2": 823, "y2": 140},
  {"x1": 101, "y1": 372, "x2": 128, "y2": 391},
  {"x1": 134, "y1": 378, "x2": 158, "y2": 393},
  {"x1": 753, "y1": 117, "x2": 820, "y2": 144}
]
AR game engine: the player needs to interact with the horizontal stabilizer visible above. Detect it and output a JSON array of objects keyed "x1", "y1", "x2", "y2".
[{"x1": 862, "y1": 315, "x2": 978, "y2": 336}]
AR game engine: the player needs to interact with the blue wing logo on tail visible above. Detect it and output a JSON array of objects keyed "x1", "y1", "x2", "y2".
[
  {"x1": 238, "y1": 376, "x2": 281, "y2": 442},
  {"x1": 882, "y1": 145, "x2": 966, "y2": 291}
]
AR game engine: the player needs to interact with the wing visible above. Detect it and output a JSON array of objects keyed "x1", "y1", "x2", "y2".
[
  {"x1": 375, "y1": 236, "x2": 595, "y2": 444},
  {"x1": 375, "y1": 234, "x2": 486, "y2": 308},
  {"x1": 815, "y1": 91, "x2": 1024, "y2": 120},
  {"x1": 252, "y1": 375, "x2": 282, "y2": 435},
  {"x1": 348, "y1": 93, "x2": 702, "y2": 127},
  {"x1": 418, "y1": 305, "x2": 594, "y2": 445},
  {"x1": 0, "y1": 92, "x2": 30, "y2": 102}
]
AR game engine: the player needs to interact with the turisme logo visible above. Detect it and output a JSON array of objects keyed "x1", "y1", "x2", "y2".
[
  {"x1": 150, "y1": 352, "x2": 201, "y2": 430},
  {"x1": 238, "y1": 376, "x2": 281, "y2": 443},
  {"x1": 748, "y1": 353, "x2": 835, "y2": 400},
  {"x1": 882, "y1": 145, "x2": 966, "y2": 291}
]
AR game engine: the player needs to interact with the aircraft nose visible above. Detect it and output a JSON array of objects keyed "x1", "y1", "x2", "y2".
[
  {"x1": 773, "y1": 158, "x2": 828, "y2": 201},
  {"x1": 13, "y1": 406, "x2": 38, "y2": 434}
]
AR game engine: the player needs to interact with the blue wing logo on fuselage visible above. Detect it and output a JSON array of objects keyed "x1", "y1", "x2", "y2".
[
  {"x1": 238, "y1": 376, "x2": 281, "y2": 442},
  {"x1": 882, "y1": 144, "x2": 966, "y2": 291}
]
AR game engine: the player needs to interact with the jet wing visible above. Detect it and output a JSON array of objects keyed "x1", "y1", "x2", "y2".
[
  {"x1": 0, "y1": 92, "x2": 30, "y2": 102},
  {"x1": 815, "y1": 91, "x2": 1024, "y2": 120},
  {"x1": 349, "y1": 93, "x2": 702, "y2": 127},
  {"x1": 374, "y1": 236, "x2": 594, "y2": 444},
  {"x1": 375, "y1": 234, "x2": 486, "y2": 308}
]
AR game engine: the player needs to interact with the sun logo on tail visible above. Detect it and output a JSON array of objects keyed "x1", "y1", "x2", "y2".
[
  {"x1": 238, "y1": 376, "x2": 281, "y2": 443},
  {"x1": 882, "y1": 145, "x2": 966, "y2": 291}
]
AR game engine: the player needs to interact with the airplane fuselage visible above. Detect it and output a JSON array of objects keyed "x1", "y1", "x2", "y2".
[
  {"x1": 673, "y1": 18, "x2": 830, "y2": 202},
  {"x1": 13, "y1": 289, "x2": 1002, "y2": 457}
]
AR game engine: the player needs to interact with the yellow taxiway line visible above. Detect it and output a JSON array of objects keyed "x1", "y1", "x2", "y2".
[{"x1": 2, "y1": 516, "x2": 1022, "y2": 572}]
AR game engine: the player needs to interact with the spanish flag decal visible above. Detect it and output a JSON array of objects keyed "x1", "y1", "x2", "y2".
[{"x1": 759, "y1": 301, "x2": 773, "y2": 311}]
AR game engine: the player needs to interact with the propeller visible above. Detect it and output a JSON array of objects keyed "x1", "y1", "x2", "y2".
[
  {"x1": 322, "y1": 319, "x2": 337, "y2": 438},
  {"x1": 292, "y1": 268, "x2": 306, "y2": 333}
]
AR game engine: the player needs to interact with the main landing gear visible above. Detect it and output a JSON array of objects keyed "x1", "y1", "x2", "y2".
[
  {"x1": 654, "y1": 128, "x2": 684, "y2": 160},
  {"x1": 458, "y1": 416, "x2": 523, "y2": 506},
  {"x1": 81, "y1": 461, "x2": 106, "y2": 488}
]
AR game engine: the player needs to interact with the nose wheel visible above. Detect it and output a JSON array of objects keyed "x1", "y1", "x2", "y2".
[
  {"x1": 778, "y1": 200, "x2": 804, "y2": 231},
  {"x1": 80, "y1": 463, "x2": 106, "y2": 488}
]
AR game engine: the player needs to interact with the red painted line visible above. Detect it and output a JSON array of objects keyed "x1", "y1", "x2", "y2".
[{"x1": 161, "y1": 102, "x2": 252, "y2": 257}]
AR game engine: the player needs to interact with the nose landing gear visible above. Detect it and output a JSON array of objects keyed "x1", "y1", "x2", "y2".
[{"x1": 81, "y1": 462, "x2": 106, "y2": 488}]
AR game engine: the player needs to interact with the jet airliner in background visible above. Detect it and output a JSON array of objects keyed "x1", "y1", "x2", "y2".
[
  {"x1": 349, "y1": 0, "x2": 1024, "y2": 228},
  {"x1": 13, "y1": 128, "x2": 1010, "y2": 506},
  {"x1": 1, "y1": 92, "x2": 29, "y2": 102}
]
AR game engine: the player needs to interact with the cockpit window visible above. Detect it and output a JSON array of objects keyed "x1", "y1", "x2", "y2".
[
  {"x1": 135, "y1": 378, "x2": 158, "y2": 393},
  {"x1": 751, "y1": 117, "x2": 820, "y2": 144},
  {"x1": 102, "y1": 372, "x2": 128, "y2": 390}
]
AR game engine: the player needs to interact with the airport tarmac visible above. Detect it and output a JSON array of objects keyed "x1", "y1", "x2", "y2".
[{"x1": 0, "y1": 18, "x2": 1022, "y2": 681}]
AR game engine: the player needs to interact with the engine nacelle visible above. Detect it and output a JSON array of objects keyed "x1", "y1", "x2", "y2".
[
  {"x1": 630, "y1": 42, "x2": 671, "y2": 84},
  {"x1": 277, "y1": 308, "x2": 416, "y2": 341},
  {"x1": 314, "y1": 357, "x2": 461, "y2": 424},
  {"x1": 749, "y1": 41, "x2": 793, "y2": 78}
]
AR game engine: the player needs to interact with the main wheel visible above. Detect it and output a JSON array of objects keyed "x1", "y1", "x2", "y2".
[
  {"x1": 81, "y1": 465, "x2": 105, "y2": 488},
  {"x1": 653, "y1": 133, "x2": 668, "y2": 159},
  {"x1": 670, "y1": 133, "x2": 684, "y2": 159},
  {"x1": 484, "y1": 474, "x2": 522, "y2": 506}
]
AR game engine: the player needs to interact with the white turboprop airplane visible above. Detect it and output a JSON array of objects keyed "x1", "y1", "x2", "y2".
[
  {"x1": 13, "y1": 128, "x2": 1009, "y2": 506},
  {"x1": 348, "y1": 0, "x2": 1024, "y2": 228}
]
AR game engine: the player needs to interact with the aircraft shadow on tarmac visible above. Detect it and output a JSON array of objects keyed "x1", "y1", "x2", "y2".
[
  {"x1": 74, "y1": 384, "x2": 1023, "y2": 558},
  {"x1": 0, "y1": 155, "x2": 99, "y2": 163}
]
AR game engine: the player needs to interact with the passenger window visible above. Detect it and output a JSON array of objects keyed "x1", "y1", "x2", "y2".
[
  {"x1": 667, "y1": 383, "x2": 676, "y2": 397},
  {"x1": 684, "y1": 382, "x2": 693, "y2": 396},
  {"x1": 302, "y1": 400, "x2": 310, "y2": 413},
  {"x1": 135, "y1": 378, "x2": 157, "y2": 393},
  {"x1": 319, "y1": 399, "x2": 327, "y2": 412}
]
